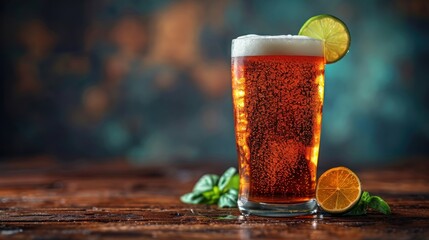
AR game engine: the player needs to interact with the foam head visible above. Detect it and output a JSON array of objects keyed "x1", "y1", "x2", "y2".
[{"x1": 231, "y1": 34, "x2": 324, "y2": 57}]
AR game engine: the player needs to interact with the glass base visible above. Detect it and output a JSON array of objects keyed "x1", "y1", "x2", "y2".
[{"x1": 238, "y1": 198, "x2": 318, "y2": 217}]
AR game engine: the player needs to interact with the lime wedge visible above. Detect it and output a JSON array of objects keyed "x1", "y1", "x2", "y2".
[{"x1": 299, "y1": 14, "x2": 351, "y2": 63}]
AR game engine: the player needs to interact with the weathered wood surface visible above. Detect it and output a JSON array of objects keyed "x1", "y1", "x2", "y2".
[{"x1": 0, "y1": 158, "x2": 428, "y2": 239}]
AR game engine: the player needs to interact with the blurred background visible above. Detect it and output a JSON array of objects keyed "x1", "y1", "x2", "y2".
[{"x1": 1, "y1": 0, "x2": 428, "y2": 167}]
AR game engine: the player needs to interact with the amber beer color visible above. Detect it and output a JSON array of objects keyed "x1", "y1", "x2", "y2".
[{"x1": 231, "y1": 35, "x2": 325, "y2": 216}]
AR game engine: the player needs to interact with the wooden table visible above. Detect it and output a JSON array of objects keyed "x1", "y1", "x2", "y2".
[{"x1": 1, "y1": 157, "x2": 428, "y2": 239}]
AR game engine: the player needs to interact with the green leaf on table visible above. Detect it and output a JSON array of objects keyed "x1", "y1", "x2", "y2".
[
  {"x1": 361, "y1": 191, "x2": 371, "y2": 202},
  {"x1": 180, "y1": 167, "x2": 240, "y2": 208},
  {"x1": 368, "y1": 196, "x2": 391, "y2": 215},
  {"x1": 202, "y1": 186, "x2": 221, "y2": 204},
  {"x1": 218, "y1": 189, "x2": 238, "y2": 208},
  {"x1": 193, "y1": 174, "x2": 219, "y2": 194},
  {"x1": 180, "y1": 192, "x2": 205, "y2": 204},
  {"x1": 218, "y1": 167, "x2": 237, "y2": 191},
  {"x1": 227, "y1": 174, "x2": 239, "y2": 190}
]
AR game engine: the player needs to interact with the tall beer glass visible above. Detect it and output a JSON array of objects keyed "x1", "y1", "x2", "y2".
[{"x1": 231, "y1": 35, "x2": 325, "y2": 216}]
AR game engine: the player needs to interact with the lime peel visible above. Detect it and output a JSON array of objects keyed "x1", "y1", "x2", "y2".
[{"x1": 299, "y1": 14, "x2": 351, "y2": 63}]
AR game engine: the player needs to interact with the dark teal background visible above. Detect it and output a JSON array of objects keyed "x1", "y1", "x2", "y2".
[{"x1": 2, "y1": 0, "x2": 428, "y2": 167}]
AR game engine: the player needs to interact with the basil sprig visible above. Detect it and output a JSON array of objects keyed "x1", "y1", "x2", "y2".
[
  {"x1": 345, "y1": 191, "x2": 391, "y2": 215},
  {"x1": 181, "y1": 167, "x2": 239, "y2": 208}
]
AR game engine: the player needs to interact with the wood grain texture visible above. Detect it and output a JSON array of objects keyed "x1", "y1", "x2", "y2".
[{"x1": 0, "y1": 158, "x2": 428, "y2": 239}]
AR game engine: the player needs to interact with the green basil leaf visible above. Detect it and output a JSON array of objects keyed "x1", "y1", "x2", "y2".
[
  {"x1": 218, "y1": 189, "x2": 238, "y2": 208},
  {"x1": 218, "y1": 167, "x2": 237, "y2": 192},
  {"x1": 193, "y1": 174, "x2": 219, "y2": 194},
  {"x1": 180, "y1": 192, "x2": 205, "y2": 204},
  {"x1": 227, "y1": 174, "x2": 240, "y2": 190},
  {"x1": 181, "y1": 168, "x2": 241, "y2": 207},
  {"x1": 361, "y1": 191, "x2": 371, "y2": 202},
  {"x1": 368, "y1": 196, "x2": 391, "y2": 215},
  {"x1": 202, "y1": 186, "x2": 221, "y2": 204}
]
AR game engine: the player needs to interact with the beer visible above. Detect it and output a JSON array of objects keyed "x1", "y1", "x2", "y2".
[{"x1": 231, "y1": 35, "x2": 325, "y2": 216}]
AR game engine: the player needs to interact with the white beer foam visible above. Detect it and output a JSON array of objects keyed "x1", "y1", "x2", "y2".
[{"x1": 232, "y1": 34, "x2": 324, "y2": 57}]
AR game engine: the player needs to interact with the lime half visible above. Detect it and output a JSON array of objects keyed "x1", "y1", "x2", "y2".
[{"x1": 299, "y1": 14, "x2": 351, "y2": 63}]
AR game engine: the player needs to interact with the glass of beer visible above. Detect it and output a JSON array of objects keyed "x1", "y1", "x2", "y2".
[{"x1": 231, "y1": 35, "x2": 325, "y2": 216}]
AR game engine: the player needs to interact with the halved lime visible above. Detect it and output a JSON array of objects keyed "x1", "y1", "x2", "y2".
[
  {"x1": 316, "y1": 166, "x2": 361, "y2": 214},
  {"x1": 299, "y1": 14, "x2": 351, "y2": 63}
]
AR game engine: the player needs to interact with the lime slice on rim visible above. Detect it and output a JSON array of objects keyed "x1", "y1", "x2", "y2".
[{"x1": 299, "y1": 14, "x2": 351, "y2": 63}]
